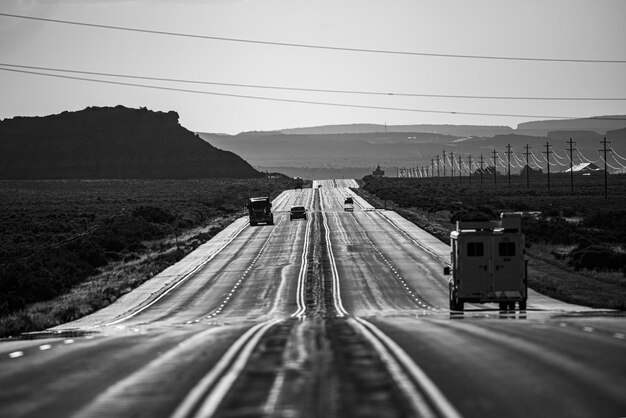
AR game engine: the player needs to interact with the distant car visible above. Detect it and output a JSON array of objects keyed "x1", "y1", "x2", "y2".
[
  {"x1": 290, "y1": 206, "x2": 307, "y2": 221},
  {"x1": 317, "y1": 185, "x2": 323, "y2": 188},
  {"x1": 344, "y1": 197, "x2": 353, "y2": 204}
]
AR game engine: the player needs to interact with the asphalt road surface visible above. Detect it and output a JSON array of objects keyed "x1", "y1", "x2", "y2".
[{"x1": 1, "y1": 179, "x2": 624, "y2": 418}]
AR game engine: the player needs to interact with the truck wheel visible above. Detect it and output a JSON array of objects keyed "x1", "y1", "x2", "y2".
[
  {"x1": 450, "y1": 298, "x2": 464, "y2": 311},
  {"x1": 519, "y1": 300, "x2": 527, "y2": 310},
  {"x1": 499, "y1": 302, "x2": 508, "y2": 311},
  {"x1": 508, "y1": 302, "x2": 516, "y2": 310}
]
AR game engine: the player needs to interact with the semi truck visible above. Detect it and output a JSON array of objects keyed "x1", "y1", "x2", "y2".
[
  {"x1": 444, "y1": 212, "x2": 527, "y2": 311},
  {"x1": 247, "y1": 197, "x2": 274, "y2": 226}
]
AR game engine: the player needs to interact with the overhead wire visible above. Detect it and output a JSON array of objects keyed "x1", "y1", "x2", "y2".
[
  {"x1": 552, "y1": 149, "x2": 569, "y2": 162},
  {"x1": 530, "y1": 151, "x2": 546, "y2": 167},
  {"x1": 531, "y1": 153, "x2": 546, "y2": 168},
  {"x1": 576, "y1": 149, "x2": 599, "y2": 164},
  {"x1": 513, "y1": 153, "x2": 526, "y2": 167},
  {"x1": 2, "y1": 12, "x2": 626, "y2": 64},
  {"x1": 599, "y1": 155, "x2": 622, "y2": 170},
  {"x1": 5, "y1": 65, "x2": 620, "y2": 120},
  {"x1": 611, "y1": 148, "x2": 626, "y2": 161},
  {"x1": 610, "y1": 153, "x2": 626, "y2": 168},
  {"x1": 2, "y1": 62, "x2": 625, "y2": 102}
]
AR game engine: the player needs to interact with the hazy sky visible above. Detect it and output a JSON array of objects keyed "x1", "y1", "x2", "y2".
[{"x1": 1, "y1": 0, "x2": 625, "y2": 134}]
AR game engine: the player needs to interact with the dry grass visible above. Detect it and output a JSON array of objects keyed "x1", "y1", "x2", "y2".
[{"x1": 0, "y1": 214, "x2": 239, "y2": 337}]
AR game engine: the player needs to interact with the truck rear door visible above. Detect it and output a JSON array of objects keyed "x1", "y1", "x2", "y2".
[
  {"x1": 492, "y1": 235, "x2": 524, "y2": 294},
  {"x1": 458, "y1": 237, "x2": 491, "y2": 297}
]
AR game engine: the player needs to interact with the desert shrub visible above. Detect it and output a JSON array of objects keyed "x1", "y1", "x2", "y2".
[
  {"x1": 569, "y1": 245, "x2": 626, "y2": 271},
  {"x1": 132, "y1": 205, "x2": 175, "y2": 224}
]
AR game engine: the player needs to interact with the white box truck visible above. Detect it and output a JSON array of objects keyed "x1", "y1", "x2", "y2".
[{"x1": 444, "y1": 212, "x2": 528, "y2": 311}]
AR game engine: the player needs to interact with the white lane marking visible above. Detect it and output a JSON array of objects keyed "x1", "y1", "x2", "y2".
[
  {"x1": 9, "y1": 351, "x2": 24, "y2": 358},
  {"x1": 292, "y1": 206, "x2": 313, "y2": 319},
  {"x1": 105, "y1": 218, "x2": 250, "y2": 326},
  {"x1": 321, "y1": 200, "x2": 348, "y2": 317},
  {"x1": 39, "y1": 344, "x2": 52, "y2": 351},
  {"x1": 356, "y1": 211, "x2": 434, "y2": 310},
  {"x1": 376, "y1": 211, "x2": 449, "y2": 266},
  {"x1": 64, "y1": 339, "x2": 75, "y2": 344},
  {"x1": 352, "y1": 317, "x2": 462, "y2": 418},
  {"x1": 583, "y1": 327, "x2": 594, "y2": 333},
  {"x1": 172, "y1": 320, "x2": 280, "y2": 418},
  {"x1": 614, "y1": 333, "x2": 625, "y2": 339},
  {"x1": 441, "y1": 319, "x2": 626, "y2": 401},
  {"x1": 203, "y1": 217, "x2": 283, "y2": 320}
]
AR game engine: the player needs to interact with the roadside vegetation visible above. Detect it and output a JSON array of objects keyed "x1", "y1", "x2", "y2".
[
  {"x1": 0, "y1": 177, "x2": 294, "y2": 337},
  {"x1": 357, "y1": 174, "x2": 626, "y2": 310}
]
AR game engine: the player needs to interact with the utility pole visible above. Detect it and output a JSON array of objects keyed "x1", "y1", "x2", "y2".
[
  {"x1": 524, "y1": 144, "x2": 531, "y2": 189},
  {"x1": 600, "y1": 137, "x2": 610, "y2": 199},
  {"x1": 492, "y1": 149, "x2": 498, "y2": 185},
  {"x1": 436, "y1": 155, "x2": 441, "y2": 179},
  {"x1": 543, "y1": 142, "x2": 552, "y2": 193},
  {"x1": 450, "y1": 151, "x2": 455, "y2": 183},
  {"x1": 442, "y1": 150, "x2": 447, "y2": 178},
  {"x1": 431, "y1": 158, "x2": 435, "y2": 179},
  {"x1": 505, "y1": 143, "x2": 512, "y2": 186},
  {"x1": 468, "y1": 154, "x2": 473, "y2": 185},
  {"x1": 567, "y1": 138, "x2": 575, "y2": 193},
  {"x1": 479, "y1": 154, "x2": 485, "y2": 185},
  {"x1": 458, "y1": 155, "x2": 463, "y2": 183}
]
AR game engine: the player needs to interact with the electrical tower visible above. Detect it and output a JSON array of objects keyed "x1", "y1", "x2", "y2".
[
  {"x1": 505, "y1": 143, "x2": 512, "y2": 186},
  {"x1": 567, "y1": 138, "x2": 576, "y2": 193},
  {"x1": 524, "y1": 144, "x2": 531, "y2": 189},
  {"x1": 600, "y1": 137, "x2": 610, "y2": 199},
  {"x1": 543, "y1": 142, "x2": 552, "y2": 193}
]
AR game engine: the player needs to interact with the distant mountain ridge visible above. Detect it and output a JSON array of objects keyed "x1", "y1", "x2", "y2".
[
  {"x1": 278, "y1": 123, "x2": 514, "y2": 137},
  {"x1": 516, "y1": 115, "x2": 626, "y2": 136},
  {"x1": 0, "y1": 106, "x2": 261, "y2": 179},
  {"x1": 198, "y1": 115, "x2": 626, "y2": 179},
  {"x1": 240, "y1": 115, "x2": 626, "y2": 138}
]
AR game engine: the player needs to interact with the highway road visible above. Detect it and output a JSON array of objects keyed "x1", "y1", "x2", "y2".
[{"x1": 1, "y1": 179, "x2": 625, "y2": 418}]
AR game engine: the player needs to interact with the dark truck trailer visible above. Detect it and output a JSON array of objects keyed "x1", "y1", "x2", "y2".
[
  {"x1": 247, "y1": 197, "x2": 274, "y2": 226},
  {"x1": 444, "y1": 213, "x2": 528, "y2": 311}
]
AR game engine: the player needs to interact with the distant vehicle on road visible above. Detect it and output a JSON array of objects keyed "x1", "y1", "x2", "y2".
[
  {"x1": 294, "y1": 177, "x2": 303, "y2": 189},
  {"x1": 344, "y1": 196, "x2": 354, "y2": 212},
  {"x1": 289, "y1": 206, "x2": 307, "y2": 221},
  {"x1": 444, "y1": 212, "x2": 527, "y2": 311},
  {"x1": 247, "y1": 197, "x2": 274, "y2": 226}
]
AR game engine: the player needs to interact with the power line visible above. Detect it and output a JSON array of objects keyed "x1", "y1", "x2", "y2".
[
  {"x1": 3, "y1": 65, "x2": 626, "y2": 121},
  {"x1": 1, "y1": 12, "x2": 625, "y2": 64},
  {"x1": 2, "y1": 62, "x2": 625, "y2": 101}
]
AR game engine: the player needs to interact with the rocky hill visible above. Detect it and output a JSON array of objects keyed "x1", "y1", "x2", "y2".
[{"x1": 0, "y1": 106, "x2": 261, "y2": 179}]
